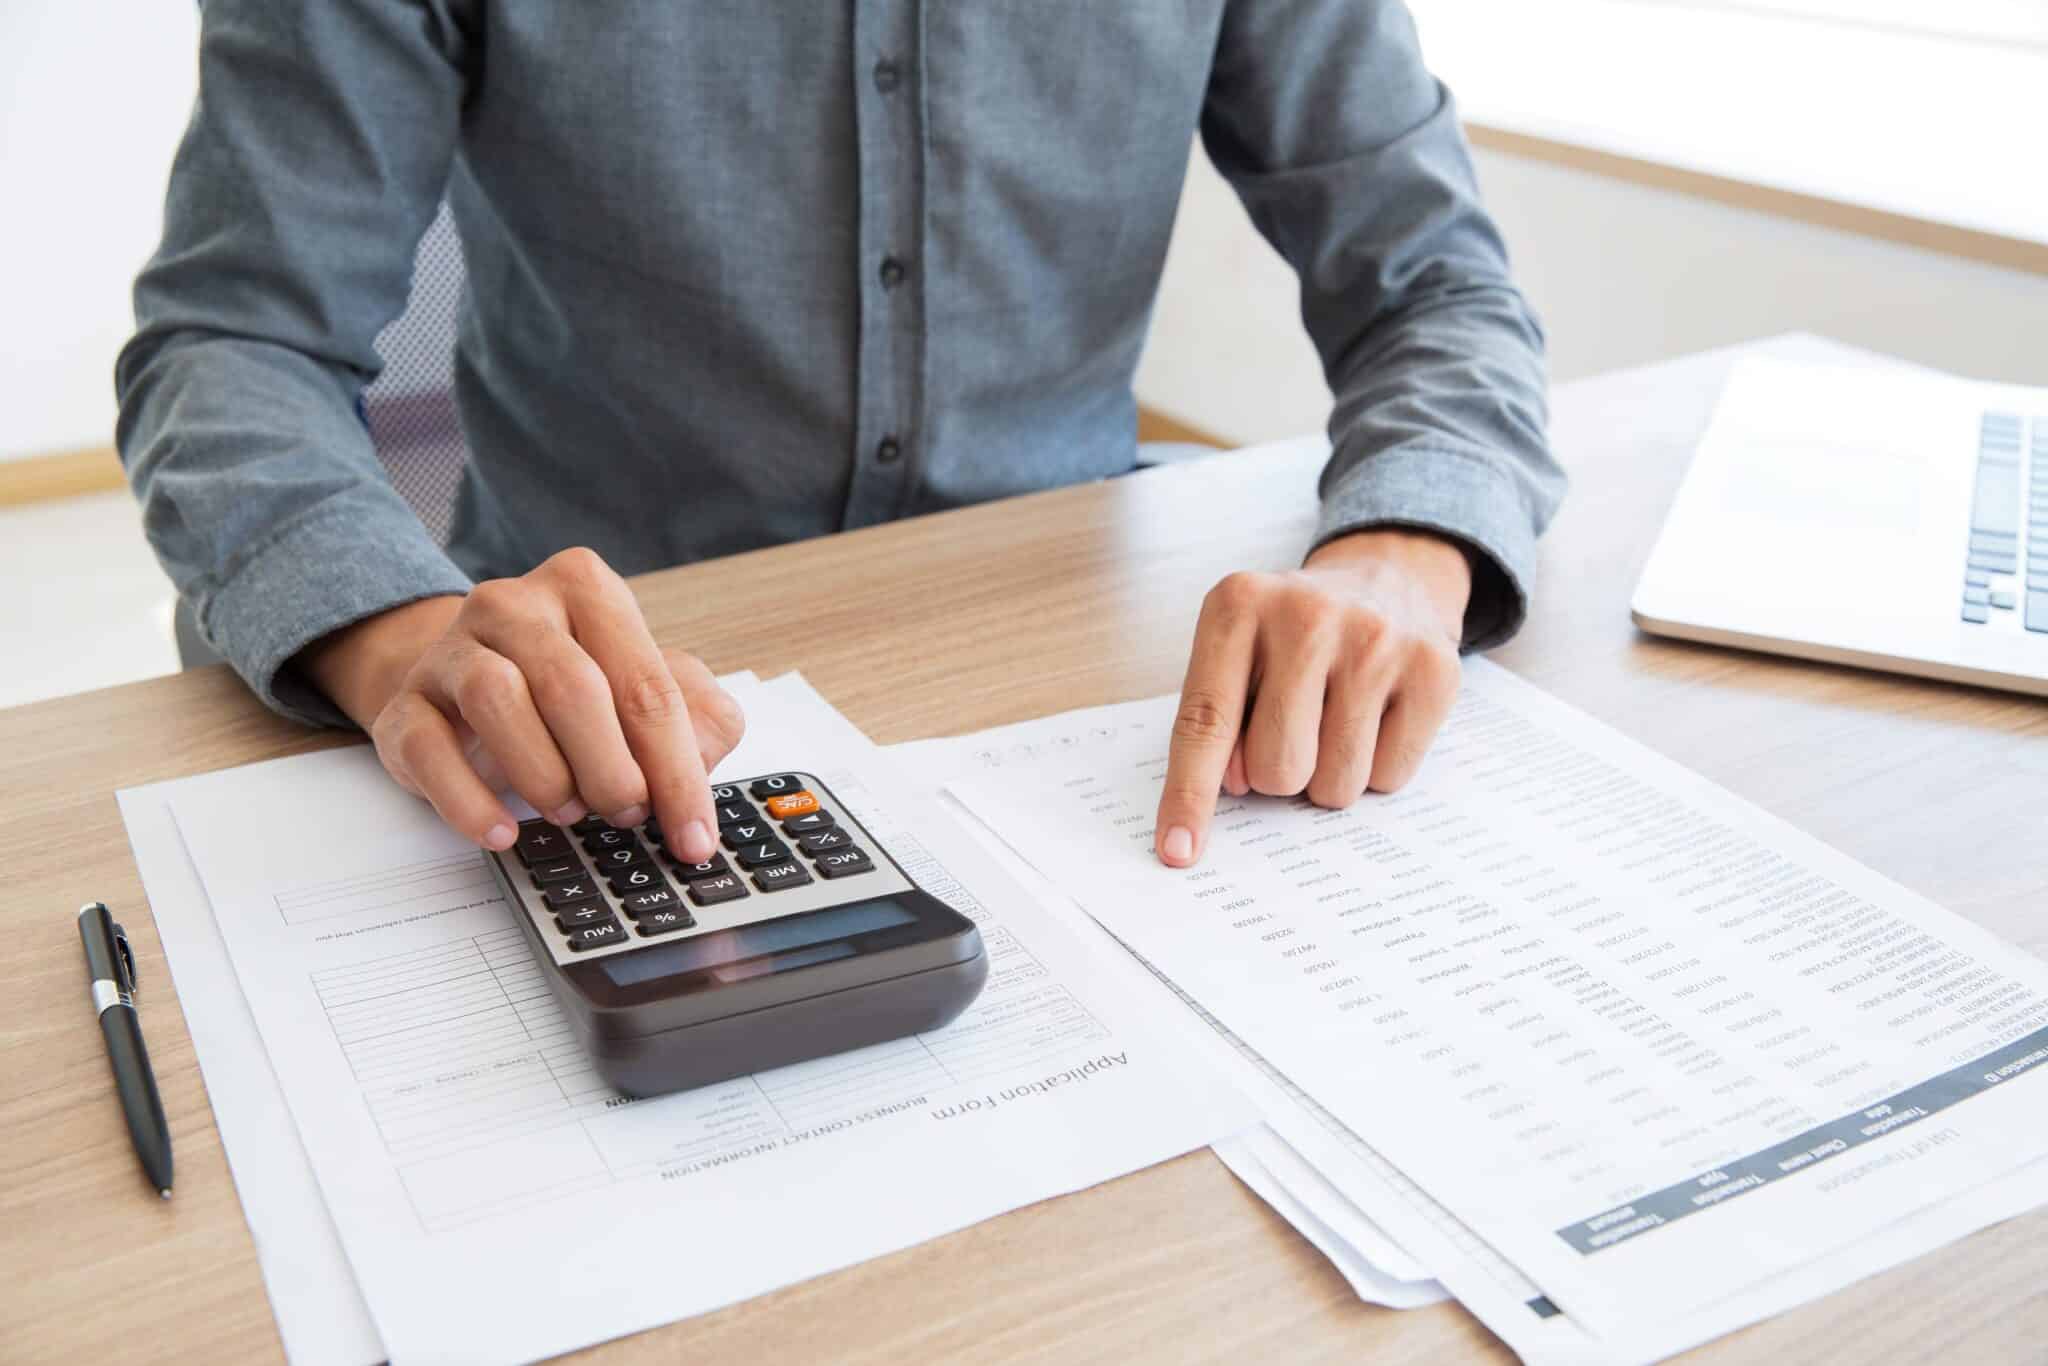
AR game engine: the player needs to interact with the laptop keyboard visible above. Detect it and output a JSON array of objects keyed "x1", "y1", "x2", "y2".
[{"x1": 1962, "y1": 412, "x2": 2048, "y2": 633}]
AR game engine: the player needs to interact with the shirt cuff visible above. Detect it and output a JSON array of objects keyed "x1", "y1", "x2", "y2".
[
  {"x1": 194, "y1": 488, "x2": 474, "y2": 728},
  {"x1": 1310, "y1": 442, "x2": 1538, "y2": 652}
]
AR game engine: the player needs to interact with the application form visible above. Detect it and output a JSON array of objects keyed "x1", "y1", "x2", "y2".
[
  {"x1": 166, "y1": 684, "x2": 1251, "y2": 1365},
  {"x1": 952, "y1": 661, "x2": 2048, "y2": 1350}
]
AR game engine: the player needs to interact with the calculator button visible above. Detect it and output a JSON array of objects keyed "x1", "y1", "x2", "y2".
[
  {"x1": 721, "y1": 821, "x2": 771, "y2": 849},
  {"x1": 736, "y1": 839, "x2": 792, "y2": 868},
  {"x1": 622, "y1": 886, "x2": 683, "y2": 917},
  {"x1": 528, "y1": 856, "x2": 585, "y2": 885},
  {"x1": 542, "y1": 878, "x2": 601, "y2": 908},
  {"x1": 764, "y1": 791, "x2": 820, "y2": 820},
  {"x1": 749, "y1": 774, "x2": 804, "y2": 798},
  {"x1": 687, "y1": 873, "x2": 750, "y2": 906},
  {"x1": 816, "y1": 846, "x2": 876, "y2": 878},
  {"x1": 592, "y1": 843, "x2": 652, "y2": 873},
  {"x1": 636, "y1": 907, "x2": 697, "y2": 936},
  {"x1": 753, "y1": 860, "x2": 814, "y2": 892},
  {"x1": 570, "y1": 813, "x2": 609, "y2": 833},
  {"x1": 667, "y1": 851, "x2": 733, "y2": 880},
  {"x1": 709, "y1": 784, "x2": 743, "y2": 804},
  {"x1": 566, "y1": 919, "x2": 627, "y2": 951},
  {"x1": 554, "y1": 901, "x2": 612, "y2": 930},
  {"x1": 781, "y1": 810, "x2": 836, "y2": 835},
  {"x1": 515, "y1": 822, "x2": 573, "y2": 865},
  {"x1": 607, "y1": 865, "x2": 667, "y2": 896},
  {"x1": 797, "y1": 828, "x2": 853, "y2": 856},
  {"x1": 582, "y1": 826, "x2": 635, "y2": 854},
  {"x1": 714, "y1": 802, "x2": 755, "y2": 827}
]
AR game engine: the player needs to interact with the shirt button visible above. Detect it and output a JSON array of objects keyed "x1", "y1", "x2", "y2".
[
  {"x1": 875, "y1": 437, "x2": 903, "y2": 465},
  {"x1": 879, "y1": 256, "x2": 907, "y2": 290},
  {"x1": 872, "y1": 59, "x2": 902, "y2": 94}
]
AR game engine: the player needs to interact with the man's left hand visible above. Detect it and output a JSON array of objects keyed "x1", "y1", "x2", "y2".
[{"x1": 1154, "y1": 529, "x2": 1472, "y2": 867}]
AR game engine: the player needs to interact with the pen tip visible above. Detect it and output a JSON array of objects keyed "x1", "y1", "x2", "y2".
[{"x1": 160, "y1": 1189, "x2": 172, "y2": 1200}]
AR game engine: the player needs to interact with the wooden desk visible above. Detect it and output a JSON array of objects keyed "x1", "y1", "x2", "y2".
[{"x1": 4, "y1": 337, "x2": 2045, "y2": 1363}]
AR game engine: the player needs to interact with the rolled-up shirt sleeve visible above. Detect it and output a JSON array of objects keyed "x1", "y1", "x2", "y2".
[
  {"x1": 116, "y1": 0, "x2": 478, "y2": 725},
  {"x1": 1201, "y1": 0, "x2": 1565, "y2": 650}
]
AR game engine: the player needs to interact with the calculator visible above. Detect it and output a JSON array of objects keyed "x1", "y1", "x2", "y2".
[{"x1": 485, "y1": 772, "x2": 987, "y2": 1096}]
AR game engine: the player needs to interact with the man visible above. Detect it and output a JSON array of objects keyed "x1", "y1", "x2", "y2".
[{"x1": 118, "y1": 2, "x2": 1562, "y2": 872}]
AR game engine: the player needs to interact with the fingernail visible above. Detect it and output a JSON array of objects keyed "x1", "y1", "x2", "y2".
[
  {"x1": 551, "y1": 799, "x2": 587, "y2": 827},
  {"x1": 483, "y1": 822, "x2": 517, "y2": 851},
  {"x1": 1162, "y1": 826, "x2": 1194, "y2": 863},
  {"x1": 612, "y1": 804, "x2": 649, "y2": 829},
  {"x1": 680, "y1": 819, "x2": 712, "y2": 862}
]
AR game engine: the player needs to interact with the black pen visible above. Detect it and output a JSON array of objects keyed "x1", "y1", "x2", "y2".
[{"x1": 78, "y1": 902, "x2": 173, "y2": 1198}]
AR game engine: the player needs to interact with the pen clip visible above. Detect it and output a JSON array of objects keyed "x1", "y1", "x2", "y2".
[{"x1": 112, "y1": 924, "x2": 139, "y2": 995}]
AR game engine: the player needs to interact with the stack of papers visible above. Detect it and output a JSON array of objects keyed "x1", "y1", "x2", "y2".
[
  {"x1": 120, "y1": 672, "x2": 1256, "y2": 1364},
  {"x1": 118, "y1": 664, "x2": 2048, "y2": 1363},
  {"x1": 940, "y1": 660, "x2": 2048, "y2": 1362}
]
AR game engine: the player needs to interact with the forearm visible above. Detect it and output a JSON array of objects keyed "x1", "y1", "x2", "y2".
[
  {"x1": 118, "y1": 333, "x2": 475, "y2": 725},
  {"x1": 298, "y1": 594, "x2": 467, "y2": 730}
]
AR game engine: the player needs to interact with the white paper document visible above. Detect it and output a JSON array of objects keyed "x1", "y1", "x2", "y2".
[
  {"x1": 890, "y1": 704, "x2": 1442, "y2": 1294},
  {"x1": 116, "y1": 787, "x2": 387, "y2": 1366},
  {"x1": 951, "y1": 662, "x2": 2048, "y2": 1359},
  {"x1": 157, "y1": 682, "x2": 1251, "y2": 1365}
]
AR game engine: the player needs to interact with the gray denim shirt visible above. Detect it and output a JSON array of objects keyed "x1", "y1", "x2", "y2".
[{"x1": 118, "y1": 0, "x2": 1564, "y2": 727}]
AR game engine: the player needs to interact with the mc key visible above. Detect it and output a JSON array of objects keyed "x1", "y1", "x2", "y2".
[{"x1": 816, "y1": 846, "x2": 875, "y2": 879}]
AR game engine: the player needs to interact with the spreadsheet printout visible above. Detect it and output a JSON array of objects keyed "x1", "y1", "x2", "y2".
[
  {"x1": 167, "y1": 688, "x2": 1252, "y2": 1365},
  {"x1": 950, "y1": 662, "x2": 2048, "y2": 1351}
]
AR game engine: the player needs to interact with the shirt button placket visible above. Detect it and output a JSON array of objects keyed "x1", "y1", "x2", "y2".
[{"x1": 842, "y1": 0, "x2": 926, "y2": 531}]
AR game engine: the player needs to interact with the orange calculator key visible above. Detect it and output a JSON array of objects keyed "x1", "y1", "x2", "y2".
[{"x1": 764, "y1": 791, "x2": 820, "y2": 819}]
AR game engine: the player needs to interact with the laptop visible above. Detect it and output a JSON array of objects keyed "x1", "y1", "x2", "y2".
[{"x1": 1632, "y1": 356, "x2": 2048, "y2": 697}]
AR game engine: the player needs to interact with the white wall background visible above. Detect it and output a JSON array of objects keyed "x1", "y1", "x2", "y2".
[
  {"x1": 0, "y1": 1, "x2": 199, "y2": 461},
  {"x1": 1133, "y1": 141, "x2": 2048, "y2": 446}
]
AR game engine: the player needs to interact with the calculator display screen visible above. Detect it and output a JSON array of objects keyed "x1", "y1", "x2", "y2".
[{"x1": 598, "y1": 900, "x2": 920, "y2": 988}]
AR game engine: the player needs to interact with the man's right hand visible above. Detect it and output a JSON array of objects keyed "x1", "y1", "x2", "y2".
[{"x1": 298, "y1": 547, "x2": 744, "y2": 863}]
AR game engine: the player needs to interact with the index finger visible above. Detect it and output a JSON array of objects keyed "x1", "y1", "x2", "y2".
[
  {"x1": 1155, "y1": 592, "x2": 1257, "y2": 868},
  {"x1": 565, "y1": 582, "x2": 719, "y2": 865}
]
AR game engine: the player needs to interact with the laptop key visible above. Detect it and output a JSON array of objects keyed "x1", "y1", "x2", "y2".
[
  {"x1": 1991, "y1": 590, "x2": 2017, "y2": 610},
  {"x1": 1964, "y1": 586, "x2": 1990, "y2": 606},
  {"x1": 1968, "y1": 553, "x2": 2018, "y2": 574},
  {"x1": 1962, "y1": 603, "x2": 1991, "y2": 624},
  {"x1": 2028, "y1": 591, "x2": 2048, "y2": 633},
  {"x1": 1972, "y1": 466, "x2": 2022, "y2": 536}
]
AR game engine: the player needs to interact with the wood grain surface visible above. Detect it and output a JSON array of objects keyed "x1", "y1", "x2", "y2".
[{"x1": 3, "y1": 338, "x2": 2044, "y2": 1363}]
